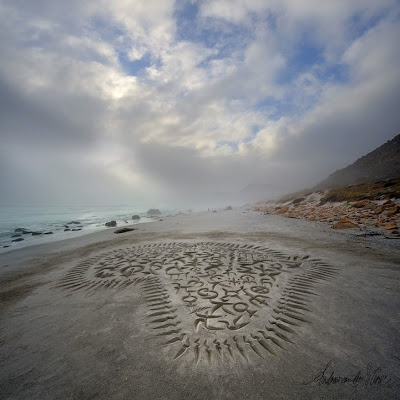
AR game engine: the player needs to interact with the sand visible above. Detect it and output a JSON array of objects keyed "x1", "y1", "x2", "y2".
[{"x1": 0, "y1": 208, "x2": 399, "y2": 399}]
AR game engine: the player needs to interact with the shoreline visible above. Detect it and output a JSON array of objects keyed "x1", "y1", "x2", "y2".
[{"x1": 2, "y1": 206, "x2": 399, "y2": 267}]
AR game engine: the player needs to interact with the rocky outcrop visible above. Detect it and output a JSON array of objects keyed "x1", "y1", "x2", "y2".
[
  {"x1": 253, "y1": 193, "x2": 399, "y2": 238},
  {"x1": 132, "y1": 215, "x2": 141, "y2": 220}
]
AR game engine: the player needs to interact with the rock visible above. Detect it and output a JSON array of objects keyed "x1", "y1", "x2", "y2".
[
  {"x1": 383, "y1": 223, "x2": 398, "y2": 230},
  {"x1": 12, "y1": 238, "x2": 24, "y2": 242},
  {"x1": 64, "y1": 225, "x2": 69, "y2": 228},
  {"x1": 276, "y1": 206, "x2": 289, "y2": 214},
  {"x1": 353, "y1": 200, "x2": 368, "y2": 208},
  {"x1": 114, "y1": 228, "x2": 135, "y2": 234},
  {"x1": 132, "y1": 215, "x2": 141, "y2": 220},
  {"x1": 159, "y1": 219, "x2": 163, "y2": 221},
  {"x1": 386, "y1": 205, "x2": 400, "y2": 217},
  {"x1": 213, "y1": 210, "x2": 217, "y2": 213},
  {"x1": 292, "y1": 197, "x2": 305, "y2": 204},
  {"x1": 22, "y1": 231, "x2": 33, "y2": 234},
  {"x1": 3, "y1": 245, "x2": 10, "y2": 248},
  {"x1": 11, "y1": 234, "x2": 22, "y2": 238},
  {"x1": 71, "y1": 228, "x2": 82, "y2": 231},
  {"x1": 332, "y1": 221, "x2": 359, "y2": 229},
  {"x1": 225, "y1": 206, "x2": 233, "y2": 210},
  {"x1": 384, "y1": 230, "x2": 400, "y2": 239},
  {"x1": 147, "y1": 209, "x2": 161, "y2": 215},
  {"x1": 68, "y1": 221, "x2": 81, "y2": 225},
  {"x1": 44, "y1": 232, "x2": 53, "y2": 235},
  {"x1": 105, "y1": 221, "x2": 117, "y2": 227},
  {"x1": 64, "y1": 229, "x2": 71, "y2": 231},
  {"x1": 15, "y1": 228, "x2": 27, "y2": 233},
  {"x1": 31, "y1": 232, "x2": 43, "y2": 236}
]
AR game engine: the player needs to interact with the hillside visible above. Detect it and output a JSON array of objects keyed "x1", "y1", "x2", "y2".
[
  {"x1": 253, "y1": 133, "x2": 400, "y2": 239},
  {"x1": 315, "y1": 133, "x2": 400, "y2": 190}
]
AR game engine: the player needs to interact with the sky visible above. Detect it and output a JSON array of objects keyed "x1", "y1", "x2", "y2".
[{"x1": 0, "y1": 0, "x2": 399, "y2": 207}]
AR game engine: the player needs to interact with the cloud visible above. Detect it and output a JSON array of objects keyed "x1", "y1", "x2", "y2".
[{"x1": 0, "y1": 0, "x2": 399, "y2": 206}]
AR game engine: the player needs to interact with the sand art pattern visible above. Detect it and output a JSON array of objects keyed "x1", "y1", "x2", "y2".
[{"x1": 57, "y1": 242, "x2": 338, "y2": 364}]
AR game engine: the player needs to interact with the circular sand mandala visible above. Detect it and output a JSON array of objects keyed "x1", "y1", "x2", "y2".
[{"x1": 57, "y1": 242, "x2": 337, "y2": 364}]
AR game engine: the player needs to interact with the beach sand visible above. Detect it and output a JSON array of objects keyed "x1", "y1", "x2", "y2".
[{"x1": 1, "y1": 208, "x2": 399, "y2": 399}]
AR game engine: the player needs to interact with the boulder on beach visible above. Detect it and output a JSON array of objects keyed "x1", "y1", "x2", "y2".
[
  {"x1": 31, "y1": 232, "x2": 43, "y2": 236},
  {"x1": 225, "y1": 206, "x2": 233, "y2": 210},
  {"x1": 332, "y1": 218, "x2": 359, "y2": 229},
  {"x1": 114, "y1": 228, "x2": 135, "y2": 234},
  {"x1": 44, "y1": 232, "x2": 53, "y2": 235},
  {"x1": 147, "y1": 209, "x2": 161, "y2": 215},
  {"x1": 12, "y1": 237, "x2": 24, "y2": 242},
  {"x1": 105, "y1": 221, "x2": 117, "y2": 227},
  {"x1": 64, "y1": 229, "x2": 71, "y2": 231},
  {"x1": 132, "y1": 215, "x2": 141, "y2": 220},
  {"x1": 276, "y1": 206, "x2": 289, "y2": 214}
]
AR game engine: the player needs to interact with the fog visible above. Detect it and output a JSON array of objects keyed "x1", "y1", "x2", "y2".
[{"x1": 1, "y1": 0, "x2": 399, "y2": 209}]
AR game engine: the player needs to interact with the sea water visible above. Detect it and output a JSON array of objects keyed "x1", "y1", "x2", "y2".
[{"x1": 0, "y1": 204, "x2": 170, "y2": 253}]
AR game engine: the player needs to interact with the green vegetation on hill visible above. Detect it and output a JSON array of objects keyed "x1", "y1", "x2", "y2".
[
  {"x1": 273, "y1": 133, "x2": 400, "y2": 205},
  {"x1": 319, "y1": 178, "x2": 400, "y2": 204}
]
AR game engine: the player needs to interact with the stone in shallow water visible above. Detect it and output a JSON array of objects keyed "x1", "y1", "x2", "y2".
[
  {"x1": 114, "y1": 228, "x2": 135, "y2": 234},
  {"x1": 105, "y1": 221, "x2": 117, "y2": 227},
  {"x1": 147, "y1": 209, "x2": 161, "y2": 215}
]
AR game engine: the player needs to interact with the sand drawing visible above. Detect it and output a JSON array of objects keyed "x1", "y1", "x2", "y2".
[{"x1": 57, "y1": 242, "x2": 337, "y2": 364}]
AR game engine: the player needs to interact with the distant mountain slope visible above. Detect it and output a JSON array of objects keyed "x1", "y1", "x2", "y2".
[
  {"x1": 315, "y1": 133, "x2": 400, "y2": 190},
  {"x1": 239, "y1": 184, "x2": 283, "y2": 201}
]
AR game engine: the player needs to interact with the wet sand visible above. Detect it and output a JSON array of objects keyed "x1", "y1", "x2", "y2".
[{"x1": 0, "y1": 208, "x2": 399, "y2": 399}]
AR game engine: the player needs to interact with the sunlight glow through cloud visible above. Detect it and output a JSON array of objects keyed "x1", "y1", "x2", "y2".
[{"x1": 0, "y1": 0, "x2": 399, "y2": 206}]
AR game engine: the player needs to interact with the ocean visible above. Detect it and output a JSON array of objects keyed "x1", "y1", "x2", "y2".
[{"x1": 0, "y1": 204, "x2": 171, "y2": 253}]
